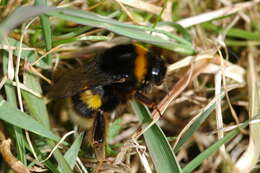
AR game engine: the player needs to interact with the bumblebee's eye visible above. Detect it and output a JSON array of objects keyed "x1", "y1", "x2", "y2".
[
  {"x1": 148, "y1": 57, "x2": 166, "y2": 85},
  {"x1": 151, "y1": 67, "x2": 165, "y2": 85},
  {"x1": 152, "y1": 67, "x2": 160, "y2": 76}
]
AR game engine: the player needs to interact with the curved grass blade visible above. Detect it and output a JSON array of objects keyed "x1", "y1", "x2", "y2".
[
  {"x1": 48, "y1": 8, "x2": 194, "y2": 54},
  {"x1": 158, "y1": 21, "x2": 192, "y2": 42},
  {"x1": 63, "y1": 133, "x2": 84, "y2": 169},
  {"x1": 174, "y1": 93, "x2": 225, "y2": 153},
  {"x1": 183, "y1": 121, "x2": 249, "y2": 173},
  {"x1": 47, "y1": 140, "x2": 72, "y2": 173},
  {"x1": 0, "y1": 97, "x2": 60, "y2": 141},
  {"x1": 0, "y1": 6, "x2": 58, "y2": 38},
  {"x1": 0, "y1": 6, "x2": 195, "y2": 55},
  {"x1": 131, "y1": 101, "x2": 182, "y2": 173}
]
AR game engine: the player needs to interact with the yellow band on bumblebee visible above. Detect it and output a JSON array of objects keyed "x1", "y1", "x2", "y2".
[
  {"x1": 80, "y1": 90, "x2": 102, "y2": 110},
  {"x1": 134, "y1": 44, "x2": 148, "y2": 83}
]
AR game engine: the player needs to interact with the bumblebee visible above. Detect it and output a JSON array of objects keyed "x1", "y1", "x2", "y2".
[{"x1": 48, "y1": 43, "x2": 166, "y2": 163}]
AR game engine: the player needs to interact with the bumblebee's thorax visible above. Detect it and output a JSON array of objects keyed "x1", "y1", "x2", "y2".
[{"x1": 97, "y1": 44, "x2": 149, "y2": 86}]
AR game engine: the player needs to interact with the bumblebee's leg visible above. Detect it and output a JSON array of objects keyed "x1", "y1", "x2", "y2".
[
  {"x1": 134, "y1": 92, "x2": 162, "y2": 117},
  {"x1": 92, "y1": 111, "x2": 107, "y2": 171}
]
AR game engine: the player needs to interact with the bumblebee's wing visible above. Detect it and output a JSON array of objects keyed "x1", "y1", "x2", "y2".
[
  {"x1": 48, "y1": 63, "x2": 115, "y2": 99},
  {"x1": 48, "y1": 70, "x2": 88, "y2": 98}
]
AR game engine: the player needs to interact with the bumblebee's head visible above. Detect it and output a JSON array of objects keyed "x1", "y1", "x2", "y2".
[{"x1": 145, "y1": 53, "x2": 166, "y2": 86}]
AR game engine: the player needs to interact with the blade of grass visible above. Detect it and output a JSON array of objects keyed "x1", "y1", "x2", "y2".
[
  {"x1": 0, "y1": 6, "x2": 195, "y2": 55},
  {"x1": 0, "y1": 6, "x2": 58, "y2": 38},
  {"x1": 48, "y1": 8, "x2": 194, "y2": 54},
  {"x1": 173, "y1": 98, "x2": 218, "y2": 153},
  {"x1": 158, "y1": 21, "x2": 192, "y2": 42},
  {"x1": 247, "y1": 50, "x2": 260, "y2": 152},
  {"x1": 173, "y1": 90, "x2": 232, "y2": 153},
  {"x1": 48, "y1": 140, "x2": 72, "y2": 173},
  {"x1": 53, "y1": 35, "x2": 109, "y2": 47},
  {"x1": 108, "y1": 118, "x2": 122, "y2": 140},
  {"x1": 2, "y1": 51, "x2": 27, "y2": 165},
  {"x1": 201, "y1": 23, "x2": 260, "y2": 41},
  {"x1": 2, "y1": 51, "x2": 17, "y2": 106},
  {"x1": 225, "y1": 39, "x2": 260, "y2": 47},
  {"x1": 131, "y1": 101, "x2": 182, "y2": 173},
  {"x1": 34, "y1": 0, "x2": 53, "y2": 66},
  {"x1": 41, "y1": 160, "x2": 61, "y2": 173},
  {"x1": 0, "y1": 97, "x2": 60, "y2": 141},
  {"x1": 170, "y1": 68, "x2": 245, "y2": 152},
  {"x1": 183, "y1": 121, "x2": 249, "y2": 173},
  {"x1": 235, "y1": 49, "x2": 260, "y2": 171},
  {"x1": 54, "y1": 26, "x2": 92, "y2": 38},
  {"x1": 63, "y1": 133, "x2": 84, "y2": 169},
  {"x1": 22, "y1": 72, "x2": 50, "y2": 127}
]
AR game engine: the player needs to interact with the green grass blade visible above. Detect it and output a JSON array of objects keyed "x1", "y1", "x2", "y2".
[
  {"x1": 131, "y1": 101, "x2": 182, "y2": 173},
  {"x1": 174, "y1": 93, "x2": 225, "y2": 153},
  {"x1": 22, "y1": 72, "x2": 50, "y2": 127},
  {"x1": 54, "y1": 26, "x2": 91, "y2": 38},
  {"x1": 0, "y1": 98, "x2": 60, "y2": 141},
  {"x1": 174, "y1": 104, "x2": 216, "y2": 153},
  {"x1": 108, "y1": 118, "x2": 122, "y2": 140},
  {"x1": 201, "y1": 23, "x2": 260, "y2": 40},
  {"x1": 225, "y1": 39, "x2": 260, "y2": 46},
  {"x1": 2, "y1": 51, "x2": 27, "y2": 164},
  {"x1": 0, "y1": 6, "x2": 58, "y2": 38},
  {"x1": 63, "y1": 133, "x2": 84, "y2": 169},
  {"x1": 42, "y1": 160, "x2": 62, "y2": 173},
  {"x1": 158, "y1": 21, "x2": 192, "y2": 42},
  {"x1": 48, "y1": 8, "x2": 194, "y2": 54},
  {"x1": 34, "y1": 0, "x2": 53, "y2": 66},
  {"x1": 21, "y1": 73, "x2": 72, "y2": 172},
  {"x1": 48, "y1": 140, "x2": 72, "y2": 173},
  {"x1": 0, "y1": 6, "x2": 195, "y2": 55},
  {"x1": 53, "y1": 35, "x2": 109, "y2": 47},
  {"x1": 183, "y1": 122, "x2": 249, "y2": 173},
  {"x1": 2, "y1": 51, "x2": 17, "y2": 106}
]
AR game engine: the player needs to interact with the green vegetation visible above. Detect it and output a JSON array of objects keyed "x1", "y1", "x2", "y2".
[{"x1": 0, "y1": 0, "x2": 259, "y2": 172}]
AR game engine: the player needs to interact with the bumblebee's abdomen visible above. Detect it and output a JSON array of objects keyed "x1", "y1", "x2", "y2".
[{"x1": 72, "y1": 90, "x2": 103, "y2": 117}]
